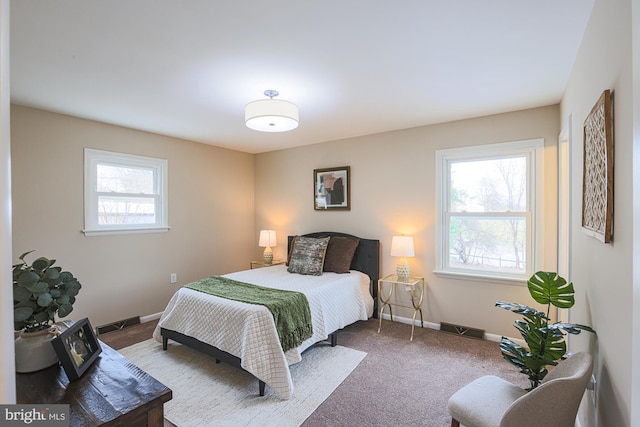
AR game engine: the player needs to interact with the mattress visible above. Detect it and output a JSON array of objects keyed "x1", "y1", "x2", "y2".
[{"x1": 152, "y1": 265, "x2": 373, "y2": 399}]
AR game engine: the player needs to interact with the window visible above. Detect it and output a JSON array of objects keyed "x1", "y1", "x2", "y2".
[
  {"x1": 435, "y1": 139, "x2": 543, "y2": 283},
  {"x1": 84, "y1": 149, "x2": 168, "y2": 236}
]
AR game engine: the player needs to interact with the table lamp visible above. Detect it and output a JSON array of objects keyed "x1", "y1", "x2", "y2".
[
  {"x1": 259, "y1": 230, "x2": 277, "y2": 264},
  {"x1": 391, "y1": 235, "x2": 414, "y2": 281}
]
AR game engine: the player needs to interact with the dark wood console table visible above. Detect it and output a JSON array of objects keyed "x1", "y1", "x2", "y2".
[{"x1": 16, "y1": 339, "x2": 172, "y2": 426}]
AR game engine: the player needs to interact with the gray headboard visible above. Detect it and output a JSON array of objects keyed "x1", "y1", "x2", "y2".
[{"x1": 288, "y1": 232, "x2": 380, "y2": 317}]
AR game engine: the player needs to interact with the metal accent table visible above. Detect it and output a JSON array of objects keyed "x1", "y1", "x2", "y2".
[{"x1": 377, "y1": 274, "x2": 425, "y2": 341}]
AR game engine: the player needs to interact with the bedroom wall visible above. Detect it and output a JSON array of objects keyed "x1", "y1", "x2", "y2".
[
  {"x1": 255, "y1": 104, "x2": 560, "y2": 339},
  {"x1": 560, "y1": 0, "x2": 635, "y2": 425},
  {"x1": 10, "y1": 105, "x2": 255, "y2": 329}
]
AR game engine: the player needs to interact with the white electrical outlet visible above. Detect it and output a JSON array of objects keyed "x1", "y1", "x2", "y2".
[{"x1": 170, "y1": 273, "x2": 177, "y2": 284}]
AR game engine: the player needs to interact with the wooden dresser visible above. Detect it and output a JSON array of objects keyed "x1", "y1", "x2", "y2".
[{"x1": 16, "y1": 340, "x2": 172, "y2": 426}]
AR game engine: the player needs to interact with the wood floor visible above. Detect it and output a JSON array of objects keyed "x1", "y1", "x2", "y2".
[{"x1": 98, "y1": 319, "x2": 177, "y2": 427}]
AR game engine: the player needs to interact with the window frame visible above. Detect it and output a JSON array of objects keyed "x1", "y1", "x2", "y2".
[
  {"x1": 83, "y1": 148, "x2": 169, "y2": 236},
  {"x1": 434, "y1": 139, "x2": 544, "y2": 284}
]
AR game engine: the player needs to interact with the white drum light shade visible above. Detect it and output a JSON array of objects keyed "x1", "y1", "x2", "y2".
[{"x1": 245, "y1": 91, "x2": 299, "y2": 132}]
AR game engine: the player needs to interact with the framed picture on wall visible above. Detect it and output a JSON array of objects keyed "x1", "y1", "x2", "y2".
[
  {"x1": 582, "y1": 89, "x2": 614, "y2": 243},
  {"x1": 314, "y1": 166, "x2": 350, "y2": 210}
]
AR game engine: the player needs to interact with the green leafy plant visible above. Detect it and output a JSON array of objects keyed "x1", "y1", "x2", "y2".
[
  {"x1": 496, "y1": 271, "x2": 595, "y2": 390},
  {"x1": 13, "y1": 251, "x2": 82, "y2": 332}
]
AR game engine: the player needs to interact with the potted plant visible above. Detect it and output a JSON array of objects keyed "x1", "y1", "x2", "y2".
[
  {"x1": 13, "y1": 251, "x2": 82, "y2": 372},
  {"x1": 496, "y1": 271, "x2": 595, "y2": 390}
]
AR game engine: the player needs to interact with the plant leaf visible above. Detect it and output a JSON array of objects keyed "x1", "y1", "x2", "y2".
[
  {"x1": 13, "y1": 286, "x2": 31, "y2": 302},
  {"x1": 528, "y1": 271, "x2": 575, "y2": 308},
  {"x1": 548, "y1": 322, "x2": 596, "y2": 335},
  {"x1": 31, "y1": 257, "x2": 51, "y2": 272},
  {"x1": 16, "y1": 271, "x2": 39, "y2": 288},
  {"x1": 57, "y1": 304, "x2": 73, "y2": 318},
  {"x1": 25, "y1": 281, "x2": 49, "y2": 294},
  {"x1": 36, "y1": 292, "x2": 53, "y2": 307},
  {"x1": 14, "y1": 306, "x2": 33, "y2": 322}
]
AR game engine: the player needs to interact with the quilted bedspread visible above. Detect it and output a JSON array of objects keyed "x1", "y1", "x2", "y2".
[{"x1": 152, "y1": 265, "x2": 373, "y2": 400}]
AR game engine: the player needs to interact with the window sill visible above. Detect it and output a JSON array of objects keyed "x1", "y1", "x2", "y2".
[
  {"x1": 433, "y1": 270, "x2": 527, "y2": 286},
  {"x1": 83, "y1": 226, "x2": 170, "y2": 237}
]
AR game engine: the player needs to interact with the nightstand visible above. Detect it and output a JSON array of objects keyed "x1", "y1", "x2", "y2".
[
  {"x1": 250, "y1": 259, "x2": 285, "y2": 269},
  {"x1": 377, "y1": 274, "x2": 425, "y2": 341}
]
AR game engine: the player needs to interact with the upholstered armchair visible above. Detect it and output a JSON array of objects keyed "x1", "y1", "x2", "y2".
[{"x1": 448, "y1": 352, "x2": 593, "y2": 427}]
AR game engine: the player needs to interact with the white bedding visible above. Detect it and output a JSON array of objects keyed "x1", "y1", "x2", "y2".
[{"x1": 152, "y1": 265, "x2": 373, "y2": 399}]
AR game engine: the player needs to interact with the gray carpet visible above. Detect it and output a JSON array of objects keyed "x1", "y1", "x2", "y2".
[{"x1": 302, "y1": 319, "x2": 528, "y2": 427}]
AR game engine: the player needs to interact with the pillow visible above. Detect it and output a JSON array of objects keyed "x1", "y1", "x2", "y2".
[
  {"x1": 323, "y1": 236, "x2": 360, "y2": 273},
  {"x1": 287, "y1": 236, "x2": 330, "y2": 276},
  {"x1": 286, "y1": 235, "x2": 299, "y2": 266}
]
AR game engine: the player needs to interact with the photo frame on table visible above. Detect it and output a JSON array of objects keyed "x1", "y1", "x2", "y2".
[
  {"x1": 52, "y1": 318, "x2": 102, "y2": 381},
  {"x1": 314, "y1": 166, "x2": 350, "y2": 210},
  {"x1": 582, "y1": 89, "x2": 614, "y2": 243}
]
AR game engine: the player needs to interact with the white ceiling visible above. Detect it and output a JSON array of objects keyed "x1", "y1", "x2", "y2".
[{"x1": 10, "y1": 1, "x2": 594, "y2": 154}]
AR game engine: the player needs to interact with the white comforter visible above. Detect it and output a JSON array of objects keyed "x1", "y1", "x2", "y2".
[{"x1": 152, "y1": 265, "x2": 373, "y2": 399}]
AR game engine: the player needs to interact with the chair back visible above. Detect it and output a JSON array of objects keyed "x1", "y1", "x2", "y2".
[{"x1": 500, "y1": 352, "x2": 593, "y2": 427}]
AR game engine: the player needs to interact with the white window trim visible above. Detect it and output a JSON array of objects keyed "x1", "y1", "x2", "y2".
[
  {"x1": 83, "y1": 148, "x2": 169, "y2": 236},
  {"x1": 434, "y1": 138, "x2": 544, "y2": 285}
]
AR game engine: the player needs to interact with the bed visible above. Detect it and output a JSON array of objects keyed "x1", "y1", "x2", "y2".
[{"x1": 152, "y1": 232, "x2": 379, "y2": 400}]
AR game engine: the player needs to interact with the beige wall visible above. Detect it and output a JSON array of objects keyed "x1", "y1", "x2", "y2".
[
  {"x1": 10, "y1": 105, "x2": 255, "y2": 328},
  {"x1": 255, "y1": 105, "x2": 560, "y2": 338},
  {"x1": 561, "y1": 0, "x2": 635, "y2": 425}
]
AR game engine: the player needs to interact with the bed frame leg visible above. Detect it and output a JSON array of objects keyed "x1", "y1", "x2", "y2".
[
  {"x1": 162, "y1": 335, "x2": 168, "y2": 350},
  {"x1": 330, "y1": 331, "x2": 338, "y2": 347},
  {"x1": 259, "y1": 380, "x2": 265, "y2": 396}
]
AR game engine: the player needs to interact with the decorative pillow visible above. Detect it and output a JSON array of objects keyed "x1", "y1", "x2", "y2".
[
  {"x1": 286, "y1": 235, "x2": 299, "y2": 266},
  {"x1": 323, "y1": 236, "x2": 360, "y2": 273},
  {"x1": 287, "y1": 236, "x2": 330, "y2": 276}
]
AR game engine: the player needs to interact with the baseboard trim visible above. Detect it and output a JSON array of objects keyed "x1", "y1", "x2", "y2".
[
  {"x1": 379, "y1": 313, "x2": 524, "y2": 345},
  {"x1": 140, "y1": 312, "x2": 163, "y2": 323}
]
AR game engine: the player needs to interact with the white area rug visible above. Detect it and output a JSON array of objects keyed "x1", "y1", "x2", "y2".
[{"x1": 119, "y1": 339, "x2": 366, "y2": 427}]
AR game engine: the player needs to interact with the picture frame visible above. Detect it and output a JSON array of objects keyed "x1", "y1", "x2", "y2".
[
  {"x1": 582, "y1": 89, "x2": 614, "y2": 243},
  {"x1": 314, "y1": 166, "x2": 350, "y2": 210},
  {"x1": 52, "y1": 318, "x2": 102, "y2": 381}
]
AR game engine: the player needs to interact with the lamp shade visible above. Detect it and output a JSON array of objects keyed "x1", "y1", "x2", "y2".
[
  {"x1": 245, "y1": 98, "x2": 299, "y2": 132},
  {"x1": 258, "y1": 230, "x2": 277, "y2": 247},
  {"x1": 390, "y1": 235, "x2": 415, "y2": 257}
]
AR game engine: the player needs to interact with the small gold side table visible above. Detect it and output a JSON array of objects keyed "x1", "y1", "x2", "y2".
[{"x1": 377, "y1": 274, "x2": 425, "y2": 341}]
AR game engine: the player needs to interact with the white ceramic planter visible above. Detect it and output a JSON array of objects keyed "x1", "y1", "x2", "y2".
[{"x1": 15, "y1": 329, "x2": 59, "y2": 373}]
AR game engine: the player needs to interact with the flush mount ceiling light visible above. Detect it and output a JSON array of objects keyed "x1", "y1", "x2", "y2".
[{"x1": 245, "y1": 90, "x2": 299, "y2": 132}]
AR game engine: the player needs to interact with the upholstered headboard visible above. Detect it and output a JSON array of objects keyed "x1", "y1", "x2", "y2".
[{"x1": 288, "y1": 232, "x2": 380, "y2": 317}]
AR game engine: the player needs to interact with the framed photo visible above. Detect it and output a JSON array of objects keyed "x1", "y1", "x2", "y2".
[
  {"x1": 314, "y1": 166, "x2": 350, "y2": 210},
  {"x1": 582, "y1": 89, "x2": 614, "y2": 243},
  {"x1": 52, "y1": 318, "x2": 102, "y2": 381}
]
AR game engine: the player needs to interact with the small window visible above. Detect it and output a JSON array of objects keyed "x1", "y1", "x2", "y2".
[
  {"x1": 84, "y1": 149, "x2": 168, "y2": 236},
  {"x1": 435, "y1": 139, "x2": 544, "y2": 283}
]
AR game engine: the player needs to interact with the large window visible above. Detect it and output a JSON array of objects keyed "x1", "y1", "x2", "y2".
[
  {"x1": 84, "y1": 149, "x2": 168, "y2": 236},
  {"x1": 435, "y1": 139, "x2": 543, "y2": 283}
]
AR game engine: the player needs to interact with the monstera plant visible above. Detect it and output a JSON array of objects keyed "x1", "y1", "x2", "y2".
[
  {"x1": 496, "y1": 271, "x2": 595, "y2": 390},
  {"x1": 13, "y1": 251, "x2": 82, "y2": 332}
]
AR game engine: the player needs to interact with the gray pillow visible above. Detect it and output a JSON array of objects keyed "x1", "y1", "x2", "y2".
[{"x1": 287, "y1": 236, "x2": 330, "y2": 276}]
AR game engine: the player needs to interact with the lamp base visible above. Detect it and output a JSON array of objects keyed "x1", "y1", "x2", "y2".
[
  {"x1": 396, "y1": 260, "x2": 410, "y2": 281},
  {"x1": 263, "y1": 247, "x2": 273, "y2": 264}
]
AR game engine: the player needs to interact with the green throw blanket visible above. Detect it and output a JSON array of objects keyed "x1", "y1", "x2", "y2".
[{"x1": 185, "y1": 276, "x2": 313, "y2": 353}]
